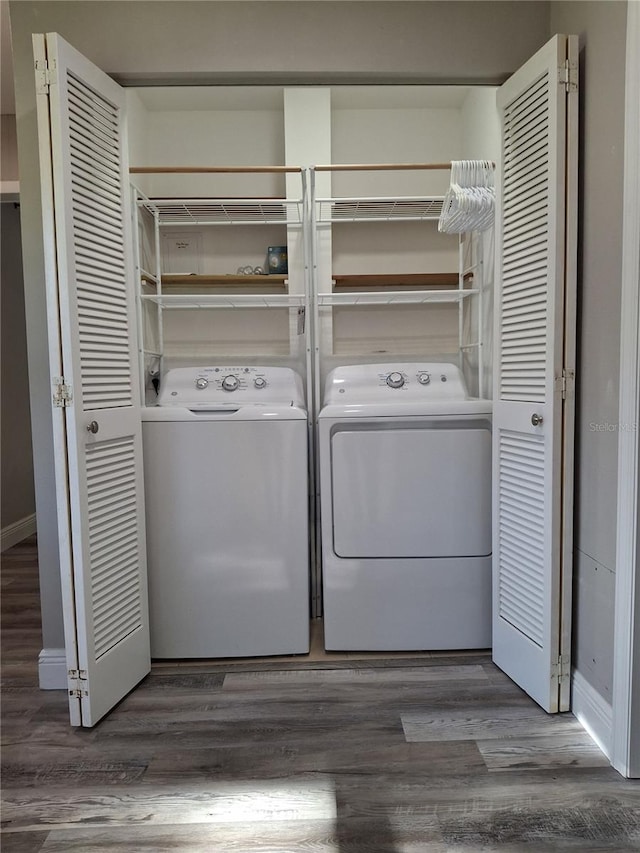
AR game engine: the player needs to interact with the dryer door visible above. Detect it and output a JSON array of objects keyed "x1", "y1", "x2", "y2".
[{"x1": 331, "y1": 421, "x2": 491, "y2": 559}]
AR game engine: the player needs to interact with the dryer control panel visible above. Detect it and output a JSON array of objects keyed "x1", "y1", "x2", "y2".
[
  {"x1": 157, "y1": 366, "x2": 305, "y2": 407},
  {"x1": 324, "y1": 362, "x2": 469, "y2": 405}
]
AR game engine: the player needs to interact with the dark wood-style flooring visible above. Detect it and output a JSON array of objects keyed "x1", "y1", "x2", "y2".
[{"x1": 2, "y1": 536, "x2": 639, "y2": 852}]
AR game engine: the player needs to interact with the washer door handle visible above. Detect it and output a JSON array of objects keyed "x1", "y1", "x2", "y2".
[{"x1": 531, "y1": 413, "x2": 543, "y2": 427}]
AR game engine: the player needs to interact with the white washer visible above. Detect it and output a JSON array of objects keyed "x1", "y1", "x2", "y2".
[
  {"x1": 319, "y1": 362, "x2": 492, "y2": 651},
  {"x1": 142, "y1": 366, "x2": 309, "y2": 658}
]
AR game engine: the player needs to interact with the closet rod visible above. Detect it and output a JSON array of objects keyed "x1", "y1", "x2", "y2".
[
  {"x1": 313, "y1": 162, "x2": 495, "y2": 172},
  {"x1": 313, "y1": 163, "x2": 453, "y2": 172},
  {"x1": 129, "y1": 166, "x2": 302, "y2": 174}
]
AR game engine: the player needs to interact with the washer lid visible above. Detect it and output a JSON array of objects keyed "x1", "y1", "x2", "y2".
[{"x1": 142, "y1": 404, "x2": 307, "y2": 422}]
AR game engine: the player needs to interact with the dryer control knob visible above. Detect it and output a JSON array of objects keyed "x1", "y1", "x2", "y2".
[
  {"x1": 195, "y1": 377, "x2": 209, "y2": 390},
  {"x1": 254, "y1": 376, "x2": 267, "y2": 389},
  {"x1": 221, "y1": 374, "x2": 240, "y2": 392},
  {"x1": 386, "y1": 372, "x2": 405, "y2": 389},
  {"x1": 417, "y1": 372, "x2": 431, "y2": 385}
]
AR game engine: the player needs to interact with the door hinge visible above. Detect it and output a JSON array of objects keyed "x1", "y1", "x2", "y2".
[
  {"x1": 555, "y1": 368, "x2": 575, "y2": 400},
  {"x1": 552, "y1": 654, "x2": 571, "y2": 684},
  {"x1": 52, "y1": 377, "x2": 73, "y2": 408},
  {"x1": 559, "y1": 59, "x2": 578, "y2": 94},
  {"x1": 35, "y1": 58, "x2": 57, "y2": 95},
  {"x1": 68, "y1": 669, "x2": 88, "y2": 699}
]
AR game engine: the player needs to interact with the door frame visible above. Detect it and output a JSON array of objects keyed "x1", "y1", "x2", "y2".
[{"x1": 612, "y1": 0, "x2": 640, "y2": 779}]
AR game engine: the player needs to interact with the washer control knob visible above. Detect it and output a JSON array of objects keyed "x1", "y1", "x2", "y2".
[
  {"x1": 417, "y1": 372, "x2": 431, "y2": 386},
  {"x1": 195, "y1": 377, "x2": 209, "y2": 390},
  {"x1": 386, "y1": 371, "x2": 405, "y2": 389},
  {"x1": 254, "y1": 376, "x2": 267, "y2": 389},
  {"x1": 221, "y1": 374, "x2": 240, "y2": 392}
]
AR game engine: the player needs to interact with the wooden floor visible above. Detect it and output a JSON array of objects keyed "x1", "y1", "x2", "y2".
[{"x1": 2, "y1": 536, "x2": 639, "y2": 852}]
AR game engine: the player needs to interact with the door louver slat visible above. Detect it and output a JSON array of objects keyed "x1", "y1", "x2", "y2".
[
  {"x1": 90, "y1": 545, "x2": 139, "y2": 583},
  {"x1": 70, "y1": 145, "x2": 121, "y2": 190},
  {"x1": 88, "y1": 488, "x2": 137, "y2": 517},
  {"x1": 504, "y1": 181, "x2": 547, "y2": 216},
  {"x1": 77, "y1": 293, "x2": 130, "y2": 315},
  {"x1": 507, "y1": 115, "x2": 549, "y2": 157},
  {"x1": 86, "y1": 437, "x2": 142, "y2": 660},
  {"x1": 68, "y1": 115, "x2": 119, "y2": 159},
  {"x1": 503, "y1": 159, "x2": 549, "y2": 196},
  {"x1": 504, "y1": 210, "x2": 547, "y2": 240},
  {"x1": 499, "y1": 63, "x2": 549, "y2": 405},
  {"x1": 77, "y1": 271, "x2": 129, "y2": 292},
  {"x1": 67, "y1": 70, "x2": 132, "y2": 411},
  {"x1": 74, "y1": 215, "x2": 124, "y2": 244},
  {"x1": 72, "y1": 174, "x2": 122, "y2": 209},
  {"x1": 67, "y1": 86, "x2": 119, "y2": 138},
  {"x1": 75, "y1": 236, "x2": 126, "y2": 265},
  {"x1": 78, "y1": 307, "x2": 128, "y2": 326},
  {"x1": 497, "y1": 431, "x2": 546, "y2": 647},
  {"x1": 72, "y1": 191, "x2": 122, "y2": 224}
]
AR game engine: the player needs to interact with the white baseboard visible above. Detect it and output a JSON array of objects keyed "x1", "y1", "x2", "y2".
[
  {"x1": 572, "y1": 668, "x2": 613, "y2": 759},
  {"x1": 1, "y1": 513, "x2": 36, "y2": 552},
  {"x1": 38, "y1": 648, "x2": 67, "y2": 690}
]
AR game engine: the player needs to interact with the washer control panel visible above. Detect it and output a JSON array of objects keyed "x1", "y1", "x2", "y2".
[
  {"x1": 157, "y1": 366, "x2": 304, "y2": 407},
  {"x1": 324, "y1": 362, "x2": 469, "y2": 405}
]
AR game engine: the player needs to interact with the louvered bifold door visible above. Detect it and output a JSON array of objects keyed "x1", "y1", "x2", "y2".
[
  {"x1": 35, "y1": 33, "x2": 150, "y2": 726},
  {"x1": 493, "y1": 35, "x2": 577, "y2": 713}
]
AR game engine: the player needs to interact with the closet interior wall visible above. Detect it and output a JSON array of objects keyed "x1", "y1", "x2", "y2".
[
  {"x1": 126, "y1": 85, "x2": 499, "y2": 417},
  {"x1": 130, "y1": 169, "x2": 308, "y2": 406},
  {"x1": 127, "y1": 88, "x2": 310, "y2": 409},
  {"x1": 313, "y1": 86, "x2": 500, "y2": 403}
]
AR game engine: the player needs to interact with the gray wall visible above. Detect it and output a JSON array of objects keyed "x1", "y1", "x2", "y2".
[
  {"x1": 1, "y1": 199, "x2": 35, "y2": 532},
  {"x1": 9, "y1": 0, "x2": 552, "y2": 656},
  {"x1": 11, "y1": 1, "x2": 551, "y2": 85},
  {"x1": 1, "y1": 114, "x2": 19, "y2": 181},
  {"x1": 1, "y1": 114, "x2": 35, "y2": 537},
  {"x1": 550, "y1": 1, "x2": 628, "y2": 706}
]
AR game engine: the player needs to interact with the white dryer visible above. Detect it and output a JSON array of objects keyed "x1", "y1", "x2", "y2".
[
  {"x1": 319, "y1": 362, "x2": 492, "y2": 651},
  {"x1": 142, "y1": 365, "x2": 309, "y2": 658}
]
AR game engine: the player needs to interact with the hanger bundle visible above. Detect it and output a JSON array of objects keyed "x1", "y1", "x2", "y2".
[{"x1": 438, "y1": 160, "x2": 495, "y2": 233}]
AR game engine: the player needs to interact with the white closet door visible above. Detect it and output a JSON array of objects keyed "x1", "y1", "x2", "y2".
[
  {"x1": 493, "y1": 34, "x2": 577, "y2": 713},
  {"x1": 34, "y1": 33, "x2": 150, "y2": 727}
]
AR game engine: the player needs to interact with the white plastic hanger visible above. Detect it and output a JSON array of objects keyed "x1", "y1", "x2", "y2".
[{"x1": 439, "y1": 160, "x2": 495, "y2": 234}]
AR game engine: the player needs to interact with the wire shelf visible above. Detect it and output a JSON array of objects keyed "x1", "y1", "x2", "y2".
[
  {"x1": 317, "y1": 289, "x2": 478, "y2": 306},
  {"x1": 139, "y1": 197, "x2": 304, "y2": 226},
  {"x1": 140, "y1": 293, "x2": 306, "y2": 309},
  {"x1": 316, "y1": 197, "x2": 445, "y2": 223}
]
